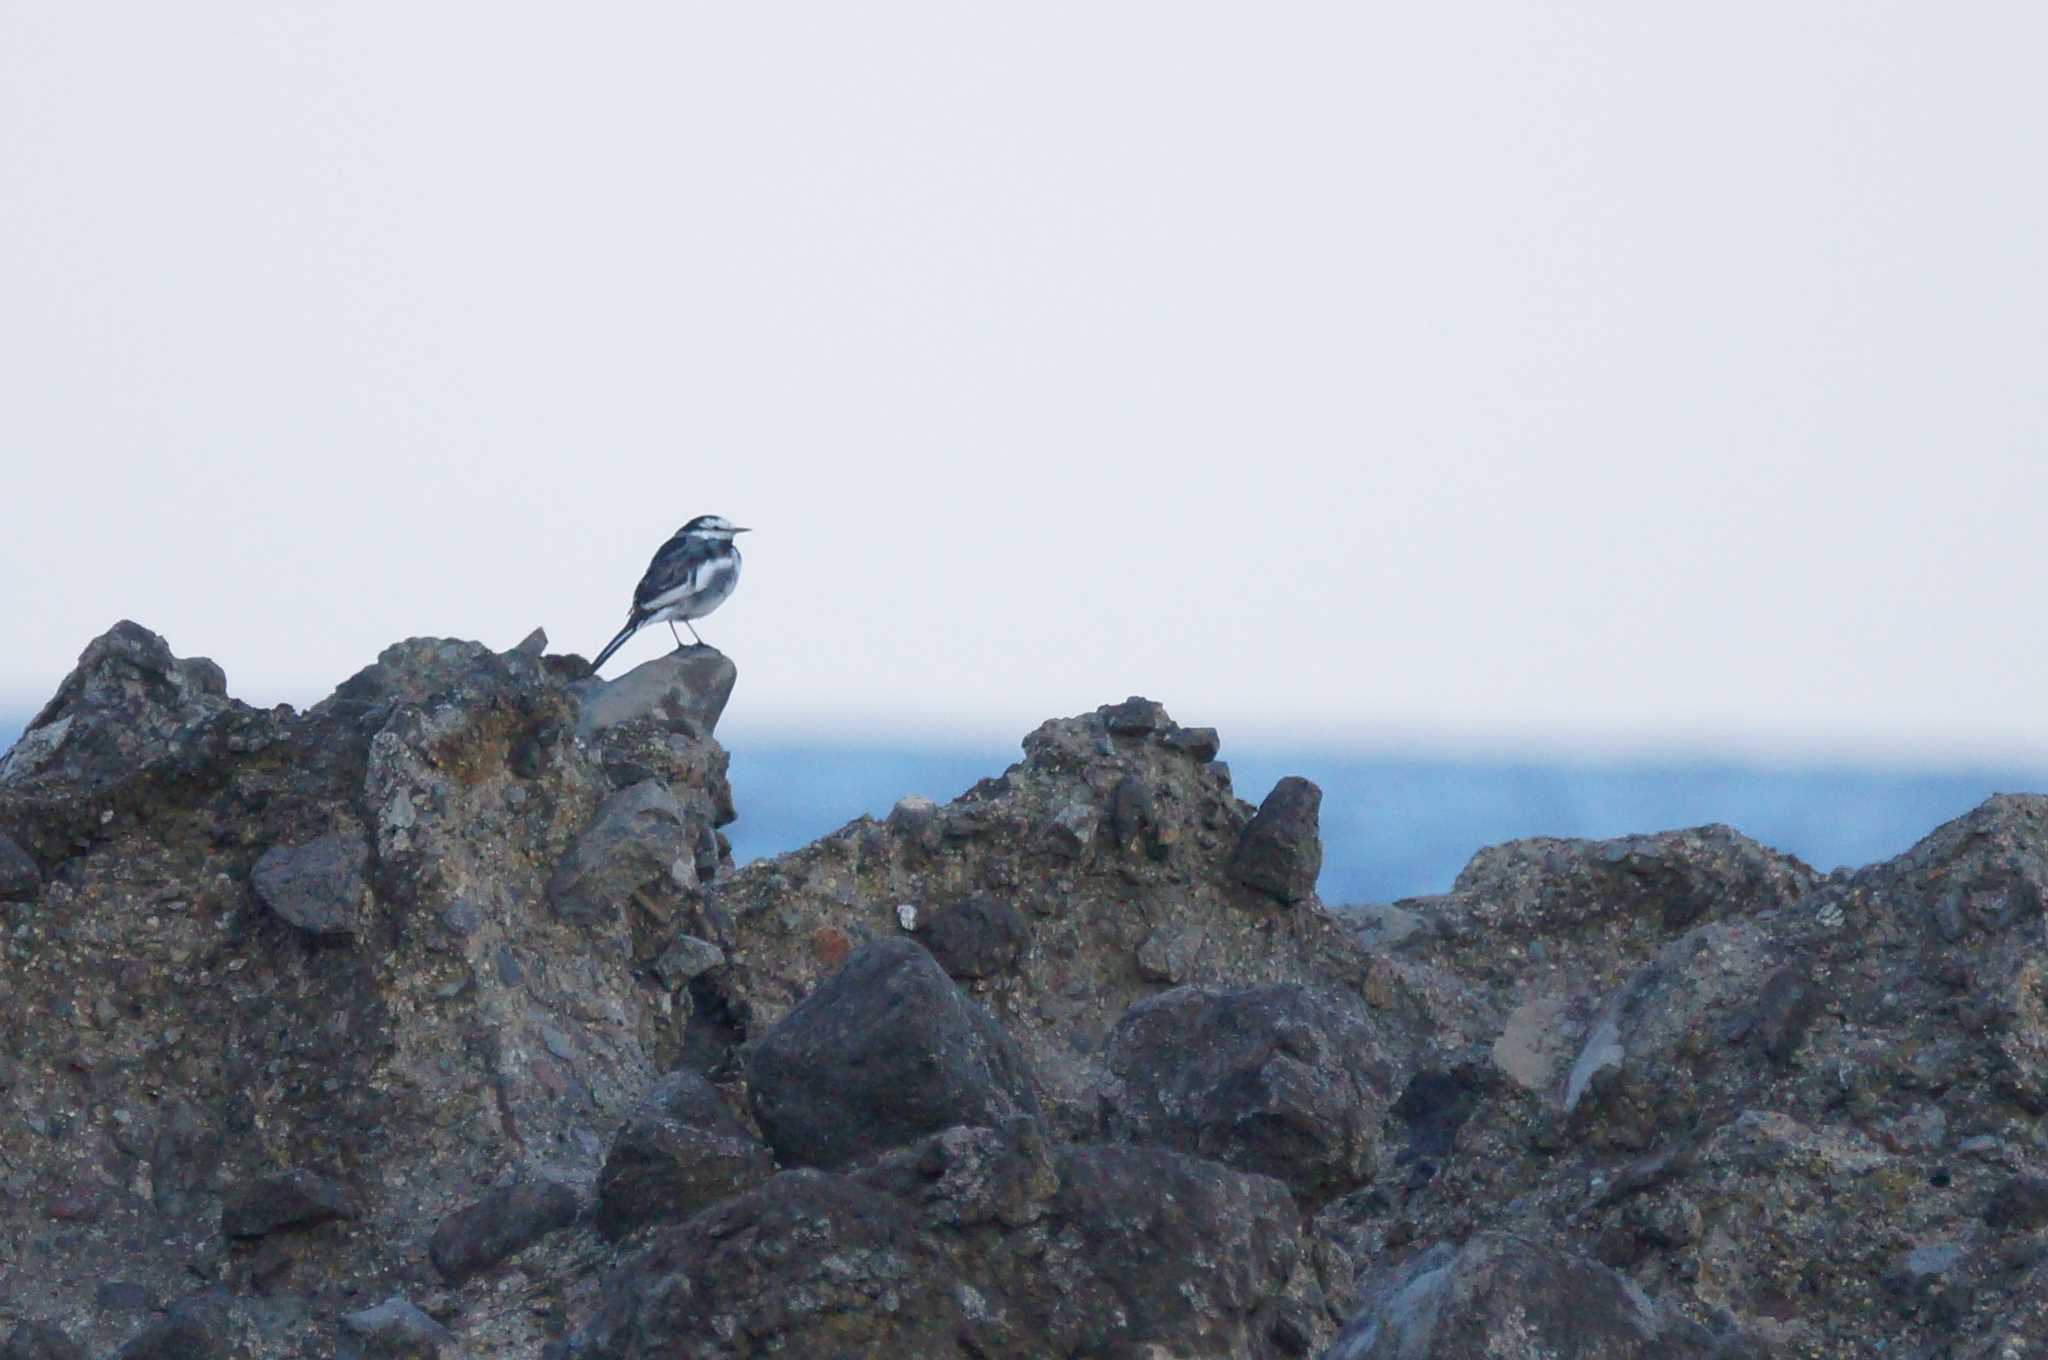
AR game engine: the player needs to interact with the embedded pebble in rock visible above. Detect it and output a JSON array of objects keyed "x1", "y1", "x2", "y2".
[
  {"x1": 912, "y1": 894, "x2": 1028, "y2": 980},
  {"x1": 0, "y1": 831, "x2": 39, "y2": 901},
  {"x1": 429, "y1": 1178, "x2": 581, "y2": 1283},
  {"x1": 337, "y1": 1297, "x2": 455, "y2": 1360},
  {"x1": 547, "y1": 779, "x2": 696, "y2": 925},
  {"x1": 220, "y1": 1168, "x2": 353, "y2": 1239},
  {"x1": 251, "y1": 832, "x2": 370, "y2": 940}
]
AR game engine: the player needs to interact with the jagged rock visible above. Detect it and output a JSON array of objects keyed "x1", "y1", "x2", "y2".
[
  {"x1": 220, "y1": 1168, "x2": 353, "y2": 1239},
  {"x1": 111, "y1": 1290, "x2": 235, "y2": 1360},
  {"x1": 574, "y1": 646, "x2": 736, "y2": 741},
  {"x1": 429, "y1": 1177, "x2": 581, "y2": 1283},
  {"x1": 0, "y1": 1323, "x2": 85, "y2": 1360},
  {"x1": 0, "y1": 831, "x2": 38, "y2": 901},
  {"x1": 1325, "y1": 1233, "x2": 1717, "y2": 1358},
  {"x1": 568, "y1": 1170, "x2": 966, "y2": 1358},
  {"x1": 746, "y1": 938, "x2": 1040, "y2": 1168},
  {"x1": 250, "y1": 832, "x2": 370, "y2": 940},
  {"x1": 912, "y1": 894, "x2": 1027, "y2": 980},
  {"x1": 1103, "y1": 983, "x2": 1392, "y2": 1203},
  {"x1": 0, "y1": 621, "x2": 230, "y2": 790},
  {"x1": 337, "y1": 1297, "x2": 454, "y2": 1359},
  {"x1": 1231, "y1": 776, "x2": 1323, "y2": 902},
  {"x1": 572, "y1": 1131, "x2": 1321, "y2": 1360},
  {"x1": 649, "y1": 935, "x2": 724, "y2": 989},
  {"x1": 547, "y1": 779, "x2": 695, "y2": 925},
  {"x1": 707, "y1": 698, "x2": 1366, "y2": 1132},
  {"x1": 596, "y1": 1070, "x2": 774, "y2": 1239}
]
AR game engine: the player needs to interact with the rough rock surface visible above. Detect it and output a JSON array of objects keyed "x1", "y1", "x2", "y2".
[
  {"x1": 745, "y1": 937, "x2": 1040, "y2": 1168},
  {"x1": 1324, "y1": 1232, "x2": 1717, "y2": 1358},
  {"x1": 7, "y1": 623, "x2": 2048, "y2": 1357},
  {"x1": 1104, "y1": 983, "x2": 1393, "y2": 1204},
  {"x1": 594, "y1": 1070, "x2": 773, "y2": 1239}
]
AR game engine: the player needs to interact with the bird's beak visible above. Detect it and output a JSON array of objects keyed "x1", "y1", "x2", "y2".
[{"x1": 732, "y1": 527, "x2": 752, "y2": 534}]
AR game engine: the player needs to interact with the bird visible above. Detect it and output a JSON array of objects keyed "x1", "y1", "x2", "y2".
[{"x1": 590, "y1": 515, "x2": 750, "y2": 672}]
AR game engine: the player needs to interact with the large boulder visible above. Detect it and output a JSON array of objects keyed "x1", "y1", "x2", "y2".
[
  {"x1": 595, "y1": 1069, "x2": 775, "y2": 1239},
  {"x1": 1103, "y1": 983, "x2": 1393, "y2": 1203},
  {"x1": 746, "y1": 938, "x2": 1040, "y2": 1168}
]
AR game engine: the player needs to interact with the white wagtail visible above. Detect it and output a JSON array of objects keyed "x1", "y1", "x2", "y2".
[{"x1": 590, "y1": 515, "x2": 750, "y2": 672}]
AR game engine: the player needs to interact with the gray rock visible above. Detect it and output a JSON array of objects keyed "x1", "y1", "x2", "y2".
[
  {"x1": 338, "y1": 1297, "x2": 455, "y2": 1359},
  {"x1": 0, "y1": 832, "x2": 38, "y2": 902},
  {"x1": 1231, "y1": 776, "x2": 1322, "y2": 902},
  {"x1": 1104, "y1": 983, "x2": 1392, "y2": 1204},
  {"x1": 429, "y1": 1177, "x2": 580, "y2": 1282},
  {"x1": 510, "y1": 627, "x2": 549, "y2": 657},
  {"x1": 747, "y1": 938, "x2": 1040, "y2": 1168},
  {"x1": 1985, "y1": 1173, "x2": 2048, "y2": 1231},
  {"x1": 912, "y1": 894, "x2": 1027, "y2": 980},
  {"x1": 220, "y1": 1167, "x2": 353, "y2": 1238},
  {"x1": 110, "y1": 1290, "x2": 234, "y2": 1360},
  {"x1": 548, "y1": 779, "x2": 693, "y2": 925},
  {"x1": 575, "y1": 646, "x2": 737, "y2": 741},
  {"x1": 596, "y1": 1070, "x2": 775, "y2": 1239},
  {"x1": 570, "y1": 1170, "x2": 966, "y2": 1359},
  {"x1": 0, "y1": 1322, "x2": 85, "y2": 1360},
  {"x1": 0, "y1": 621, "x2": 231, "y2": 790},
  {"x1": 1326, "y1": 1233, "x2": 1715, "y2": 1359},
  {"x1": 250, "y1": 831, "x2": 370, "y2": 940},
  {"x1": 650, "y1": 935, "x2": 724, "y2": 989}
]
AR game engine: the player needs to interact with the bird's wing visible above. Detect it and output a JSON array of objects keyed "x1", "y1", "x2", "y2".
[{"x1": 632, "y1": 533, "x2": 715, "y2": 613}]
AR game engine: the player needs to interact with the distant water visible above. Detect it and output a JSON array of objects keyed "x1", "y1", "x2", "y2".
[
  {"x1": 722, "y1": 740, "x2": 2048, "y2": 905},
  {"x1": 5, "y1": 711, "x2": 2041, "y2": 905}
]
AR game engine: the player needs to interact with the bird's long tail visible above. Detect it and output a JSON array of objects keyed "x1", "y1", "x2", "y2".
[{"x1": 590, "y1": 616, "x2": 640, "y2": 673}]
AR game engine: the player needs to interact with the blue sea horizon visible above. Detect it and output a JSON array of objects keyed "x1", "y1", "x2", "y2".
[{"x1": 4, "y1": 711, "x2": 2040, "y2": 904}]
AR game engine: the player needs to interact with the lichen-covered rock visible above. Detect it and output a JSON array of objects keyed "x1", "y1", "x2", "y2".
[
  {"x1": 1103, "y1": 983, "x2": 1393, "y2": 1204},
  {"x1": 1231, "y1": 775, "x2": 1323, "y2": 902},
  {"x1": 595, "y1": 1069, "x2": 774, "y2": 1239},
  {"x1": 1325, "y1": 1233, "x2": 1717, "y2": 1359},
  {"x1": 746, "y1": 938, "x2": 1040, "y2": 1168}
]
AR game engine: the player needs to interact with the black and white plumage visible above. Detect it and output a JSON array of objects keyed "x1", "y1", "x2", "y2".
[{"x1": 590, "y1": 515, "x2": 749, "y2": 672}]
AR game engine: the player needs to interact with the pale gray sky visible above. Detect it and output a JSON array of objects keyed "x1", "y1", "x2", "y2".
[{"x1": 3, "y1": 4, "x2": 2044, "y2": 759}]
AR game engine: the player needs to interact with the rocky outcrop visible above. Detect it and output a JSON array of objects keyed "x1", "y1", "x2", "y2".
[{"x1": 5, "y1": 622, "x2": 2048, "y2": 1357}]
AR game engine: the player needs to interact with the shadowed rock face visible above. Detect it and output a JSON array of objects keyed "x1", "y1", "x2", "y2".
[
  {"x1": 5, "y1": 625, "x2": 2048, "y2": 1358},
  {"x1": 745, "y1": 938, "x2": 1040, "y2": 1168}
]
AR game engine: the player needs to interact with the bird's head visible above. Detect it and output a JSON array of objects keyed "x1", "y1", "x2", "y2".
[{"x1": 681, "y1": 514, "x2": 750, "y2": 541}]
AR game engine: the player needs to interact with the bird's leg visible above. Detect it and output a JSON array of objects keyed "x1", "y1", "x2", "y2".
[
  {"x1": 667, "y1": 621, "x2": 684, "y2": 651},
  {"x1": 684, "y1": 620, "x2": 705, "y2": 646}
]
